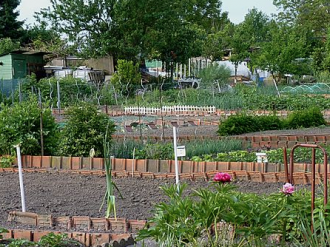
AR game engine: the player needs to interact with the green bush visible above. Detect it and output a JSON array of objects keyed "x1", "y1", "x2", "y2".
[
  {"x1": 58, "y1": 102, "x2": 115, "y2": 157},
  {"x1": 0, "y1": 96, "x2": 59, "y2": 155},
  {"x1": 218, "y1": 114, "x2": 263, "y2": 136},
  {"x1": 257, "y1": 115, "x2": 283, "y2": 131},
  {"x1": 284, "y1": 107, "x2": 327, "y2": 129}
]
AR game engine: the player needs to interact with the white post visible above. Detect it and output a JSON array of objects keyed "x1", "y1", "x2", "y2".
[
  {"x1": 173, "y1": 127, "x2": 180, "y2": 191},
  {"x1": 14, "y1": 144, "x2": 26, "y2": 212}
]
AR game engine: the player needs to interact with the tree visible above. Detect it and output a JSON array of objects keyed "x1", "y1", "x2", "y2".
[
  {"x1": 198, "y1": 63, "x2": 231, "y2": 94},
  {"x1": 229, "y1": 24, "x2": 251, "y2": 83},
  {"x1": 274, "y1": 0, "x2": 330, "y2": 38},
  {"x1": 38, "y1": 0, "x2": 119, "y2": 58},
  {"x1": 0, "y1": 0, "x2": 24, "y2": 40},
  {"x1": 111, "y1": 60, "x2": 141, "y2": 98},
  {"x1": 58, "y1": 102, "x2": 115, "y2": 157},
  {"x1": 0, "y1": 38, "x2": 20, "y2": 55},
  {"x1": 256, "y1": 21, "x2": 309, "y2": 83}
]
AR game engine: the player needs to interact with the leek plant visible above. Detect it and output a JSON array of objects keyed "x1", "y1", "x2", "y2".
[{"x1": 100, "y1": 123, "x2": 122, "y2": 218}]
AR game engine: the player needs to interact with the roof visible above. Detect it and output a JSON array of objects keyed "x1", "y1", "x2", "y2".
[{"x1": 0, "y1": 50, "x2": 50, "y2": 57}]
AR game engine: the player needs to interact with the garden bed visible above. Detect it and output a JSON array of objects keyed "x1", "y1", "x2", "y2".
[{"x1": 0, "y1": 172, "x2": 311, "y2": 231}]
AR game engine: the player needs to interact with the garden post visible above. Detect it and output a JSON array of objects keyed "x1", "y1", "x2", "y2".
[{"x1": 14, "y1": 144, "x2": 26, "y2": 212}]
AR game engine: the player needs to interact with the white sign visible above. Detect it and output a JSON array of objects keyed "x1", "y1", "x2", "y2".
[{"x1": 177, "y1": 146, "x2": 186, "y2": 157}]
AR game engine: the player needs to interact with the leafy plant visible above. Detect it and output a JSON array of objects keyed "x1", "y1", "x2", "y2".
[
  {"x1": 284, "y1": 107, "x2": 327, "y2": 129},
  {"x1": 0, "y1": 155, "x2": 15, "y2": 168},
  {"x1": 58, "y1": 102, "x2": 115, "y2": 157},
  {"x1": 0, "y1": 95, "x2": 59, "y2": 155}
]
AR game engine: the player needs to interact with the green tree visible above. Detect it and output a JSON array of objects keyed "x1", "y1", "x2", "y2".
[
  {"x1": 256, "y1": 21, "x2": 309, "y2": 83},
  {"x1": 0, "y1": 96, "x2": 59, "y2": 155},
  {"x1": 111, "y1": 60, "x2": 142, "y2": 98},
  {"x1": 274, "y1": 0, "x2": 330, "y2": 38},
  {"x1": 58, "y1": 102, "x2": 115, "y2": 157},
  {"x1": 0, "y1": 38, "x2": 20, "y2": 55},
  {"x1": 38, "y1": 0, "x2": 119, "y2": 58},
  {"x1": 0, "y1": 0, "x2": 24, "y2": 40},
  {"x1": 198, "y1": 63, "x2": 231, "y2": 94},
  {"x1": 229, "y1": 24, "x2": 251, "y2": 83}
]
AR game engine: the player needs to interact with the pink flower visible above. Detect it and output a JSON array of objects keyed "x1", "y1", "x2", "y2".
[
  {"x1": 213, "y1": 172, "x2": 231, "y2": 183},
  {"x1": 281, "y1": 183, "x2": 295, "y2": 195}
]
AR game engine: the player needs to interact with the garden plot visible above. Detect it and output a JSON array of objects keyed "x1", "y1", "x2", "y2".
[{"x1": 0, "y1": 172, "x2": 309, "y2": 230}]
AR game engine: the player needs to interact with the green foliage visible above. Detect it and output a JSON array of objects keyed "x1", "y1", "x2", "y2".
[
  {"x1": 0, "y1": 96, "x2": 59, "y2": 155},
  {"x1": 20, "y1": 75, "x2": 97, "y2": 107},
  {"x1": 0, "y1": 38, "x2": 20, "y2": 55},
  {"x1": 218, "y1": 114, "x2": 283, "y2": 136},
  {"x1": 218, "y1": 107, "x2": 326, "y2": 136},
  {"x1": 0, "y1": 232, "x2": 82, "y2": 247},
  {"x1": 37, "y1": 232, "x2": 82, "y2": 247},
  {"x1": 0, "y1": 0, "x2": 24, "y2": 41},
  {"x1": 111, "y1": 60, "x2": 141, "y2": 97},
  {"x1": 198, "y1": 63, "x2": 231, "y2": 92},
  {"x1": 135, "y1": 143, "x2": 174, "y2": 160},
  {"x1": 284, "y1": 107, "x2": 326, "y2": 129},
  {"x1": 0, "y1": 228, "x2": 8, "y2": 240},
  {"x1": 58, "y1": 102, "x2": 115, "y2": 157},
  {"x1": 138, "y1": 182, "x2": 324, "y2": 246},
  {"x1": 0, "y1": 155, "x2": 15, "y2": 168}
]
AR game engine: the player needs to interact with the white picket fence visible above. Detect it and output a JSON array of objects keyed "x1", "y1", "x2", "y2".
[{"x1": 124, "y1": 105, "x2": 216, "y2": 115}]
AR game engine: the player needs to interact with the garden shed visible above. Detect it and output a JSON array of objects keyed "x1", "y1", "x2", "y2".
[{"x1": 0, "y1": 50, "x2": 47, "y2": 80}]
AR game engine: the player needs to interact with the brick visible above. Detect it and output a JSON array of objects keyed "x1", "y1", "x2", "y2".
[
  {"x1": 37, "y1": 214, "x2": 53, "y2": 227},
  {"x1": 71, "y1": 232, "x2": 87, "y2": 246},
  {"x1": 1, "y1": 229, "x2": 13, "y2": 239},
  {"x1": 90, "y1": 233, "x2": 111, "y2": 246},
  {"x1": 128, "y1": 220, "x2": 147, "y2": 233},
  {"x1": 33, "y1": 231, "x2": 52, "y2": 242},
  {"x1": 110, "y1": 233, "x2": 131, "y2": 242},
  {"x1": 54, "y1": 216, "x2": 72, "y2": 229},
  {"x1": 72, "y1": 216, "x2": 91, "y2": 231},
  {"x1": 8, "y1": 211, "x2": 37, "y2": 226},
  {"x1": 108, "y1": 218, "x2": 127, "y2": 233},
  {"x1": 91, "y1": 218, "x2": 109, "y2": 231},
  {"x1": 13, "y1": 229, "x2": 32, "y2": 241}
]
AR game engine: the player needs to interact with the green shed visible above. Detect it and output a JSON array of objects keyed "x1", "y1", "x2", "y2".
[{"x1": 0, "y1": 50, "x2": 47, "y2": 80}]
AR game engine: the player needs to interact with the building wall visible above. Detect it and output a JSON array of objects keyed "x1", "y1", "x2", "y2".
[{"x1": 0, "y1": 54, "x2": 13, "y2": 80}]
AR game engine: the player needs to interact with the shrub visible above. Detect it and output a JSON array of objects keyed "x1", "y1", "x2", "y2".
[
  {"x1": 284, "y1": 107, "x2": 326, "y2": 129},
  {"x1": 257, "y1": 115, "x2": 283, "y2": 131},
  {"x1": 0, "y1": 96, "x2": 59, "y2": 155},
  {"x1": 58, "y1": 102, "x2": 115, "y2": 157},
  {"x1": 218, "y1": 114, "x2": 262, "y2": 136}
]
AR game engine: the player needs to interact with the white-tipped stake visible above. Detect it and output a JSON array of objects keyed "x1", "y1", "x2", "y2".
[
  {"x1": 14, "y1": 144, "x2": 26, "y2": 212},
  {"x1": 173, "y1": 127, "x2": 180, "y2": 192}
]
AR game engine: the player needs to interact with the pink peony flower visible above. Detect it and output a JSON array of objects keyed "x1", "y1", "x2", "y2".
[
  {"x1": 281, "y1": 183, "x2": 295, "y2": 195},
  {"x1": 213, "y1": 172, "x2": 231, "y2": 183}
]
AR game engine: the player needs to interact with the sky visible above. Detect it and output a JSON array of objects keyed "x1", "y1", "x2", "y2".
[{"x1": 18, "y1": 0, "x2": 278, "y2": 26}]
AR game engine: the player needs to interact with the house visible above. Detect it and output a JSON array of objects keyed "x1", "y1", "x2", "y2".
[{"x1": 0, "y1": 50, "x2": 48, "y2": 81}]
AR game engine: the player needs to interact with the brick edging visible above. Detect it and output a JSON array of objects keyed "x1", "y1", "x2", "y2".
[{"x1": 0, "y1": 168, "x2": 323, "y2": 184}]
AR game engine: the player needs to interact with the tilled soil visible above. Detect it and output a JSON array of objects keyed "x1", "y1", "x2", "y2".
[
  {"x1": 115, "y1": 124, "x2": 330, "y2": 139},
  {"x1": 0, "y1": 172, "x2": 310, "y2": 229}
]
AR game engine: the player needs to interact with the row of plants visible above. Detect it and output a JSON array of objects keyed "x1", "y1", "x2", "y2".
[
  {"x1": 218, "y1": 106, "x2": 327, "y2": 135},
  {"x1": 138, "y1": 174, "x2": 330, "y2": 246},
  {"x1": 3, "y1": 75, "x2": 330, "y2": 111},
  {"x1": 191, "y1": 147, "x2": 330, "y2": 164}
]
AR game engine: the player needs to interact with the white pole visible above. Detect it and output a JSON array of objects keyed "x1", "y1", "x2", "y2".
[
  {"x1": 173, "y1": 127, "x2": 180, "y2": 191},
  {"x1": 14, "y1": 144, "x2": 26, "y2": 212}
]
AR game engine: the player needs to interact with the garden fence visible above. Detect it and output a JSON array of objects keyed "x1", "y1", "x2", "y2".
[{"x1": 124, "y1": 105, "x2": 216, "y2": 115}]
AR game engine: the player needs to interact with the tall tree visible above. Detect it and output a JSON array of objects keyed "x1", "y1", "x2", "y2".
[
  {"x1": 256, "y1": 21, "x2": 309, "y2": 82},
  {"x1": 0, "y1": 0, "x2": 24, "y2": 40},
  {"x1": 274, "y1": 0, "x2": 330, "y2": 38},
  {"x1": 38, "y1": 0, "x2": 119, "y2": 58}
]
